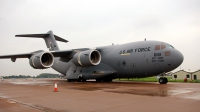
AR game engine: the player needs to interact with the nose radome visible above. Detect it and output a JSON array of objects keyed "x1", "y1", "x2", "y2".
[{"x1": 173, "y1": 50, "x2": 184, "y2": 67}]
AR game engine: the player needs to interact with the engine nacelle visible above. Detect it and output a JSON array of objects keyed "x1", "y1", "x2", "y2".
[
  {"x1": 29, "y1": 52, "x2": 54, "y2": 69},
  {"x1": 73, "y1": 50, "x2": 101, "y2": 66}
]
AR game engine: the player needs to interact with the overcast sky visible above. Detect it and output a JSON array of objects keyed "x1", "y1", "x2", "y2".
[{"x1": 0, "y1": 0, "x2": 200, "y2": 76}]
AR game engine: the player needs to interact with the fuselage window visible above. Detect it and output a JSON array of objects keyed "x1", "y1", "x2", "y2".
[{"x1": 155, "y1": 45, "x2": 160, "y2": 50}]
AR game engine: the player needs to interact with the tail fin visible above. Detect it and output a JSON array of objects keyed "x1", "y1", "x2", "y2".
[{"x1": 15, "y1": 31, "x2": 68, "y2": 51}]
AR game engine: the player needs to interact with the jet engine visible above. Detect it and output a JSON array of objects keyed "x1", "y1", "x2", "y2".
[
  {"x1": 73, "y1": 50, "x2": 101, "y2": 66},
  {"x1": 29, "y1": 52, "x2": 54, "y2": 69}
]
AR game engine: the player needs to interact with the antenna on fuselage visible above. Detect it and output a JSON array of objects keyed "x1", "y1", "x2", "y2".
[{"x1": 144, "y1": 38, "x2": 146, "y2": 41}]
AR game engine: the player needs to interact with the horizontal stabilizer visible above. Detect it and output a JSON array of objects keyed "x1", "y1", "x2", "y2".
[{"x1": 16, "y1": 34, "x2": 68, "y2": 43}]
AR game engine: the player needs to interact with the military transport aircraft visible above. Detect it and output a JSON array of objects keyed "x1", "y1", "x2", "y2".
[{"x1": 0, "y1": 31, "x2": 183, "y2": 84}]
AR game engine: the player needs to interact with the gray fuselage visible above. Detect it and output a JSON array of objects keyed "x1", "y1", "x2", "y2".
[{"x1": 52, "y1": 40, "x2": 183, "y2": 80}]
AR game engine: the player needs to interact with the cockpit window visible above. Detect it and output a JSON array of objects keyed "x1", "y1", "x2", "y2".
[
  {"x1": 166, "y1": 44, "x2": 174, "y2": 49},
  {"x1": 155, "y1": 44, "x2": 174, "y2": 51},
  {"x1": 161, "y1": 45, "x2": 166, "y2": 49},
  {"x1": 169, "y1": 45, "x2": 174, "y2": 49},
  {"x1": 155, "y1": 45, "x2": 160, "y2": 50}
]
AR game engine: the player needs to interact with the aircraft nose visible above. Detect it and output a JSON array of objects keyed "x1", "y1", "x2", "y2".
[{"x1": 173, "y1": 50, "x2": 184, "y2": 67}]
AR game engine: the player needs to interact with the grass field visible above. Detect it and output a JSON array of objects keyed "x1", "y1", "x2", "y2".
[{"x1": 115, "y1": 76, "x2": 200, "y2": 83}]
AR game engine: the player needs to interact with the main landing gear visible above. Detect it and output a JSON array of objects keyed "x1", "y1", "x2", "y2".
[
  {"x1": 67, "y1": 75, "x2": 87, "y2": 82},
  {"x1": 96, "y1": 79, "x2": 112, "y2": 82},
  {"x1": 158, "y1": 77, "x2": 168, "y2": 84},
  {"x1": 67, "y1": 79, "x2": 87, "y2": 82}
]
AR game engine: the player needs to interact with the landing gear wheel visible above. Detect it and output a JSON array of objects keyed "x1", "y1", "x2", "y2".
[
  {"x1": 103, "y1": 79, "x2": 113, "y2": 82},
  {"x1": 77, "y1": 79, "x2": 81, "y2": 82},
  {"x1": 159, "y1": 78, "x2": 164, "y2": 84},
  {"x1": 96, "y1": 79, "x2": 102, "y2": 82},
  {"x1": 159, "y1": 77, "x2": 168, "y2": 84},
  {"x1": 82, "y1": 79, "x2": 86, "y2": 82},
  {"x1": 163, "y1": 77, "x2": 168, "y2": 84},
  {"x1": 67, "y1": 79, "x2": 72, "y2": 82}
]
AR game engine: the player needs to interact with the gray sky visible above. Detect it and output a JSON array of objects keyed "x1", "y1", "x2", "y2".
[{"x1": 0, "y1": 0, "x2": 200, "y2": 76}]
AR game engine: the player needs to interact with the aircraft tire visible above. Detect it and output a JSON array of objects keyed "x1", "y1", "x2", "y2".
[
  {"x1": 67, "y1": 79, "x2": 72, "y2": 82},
  {"x1": 164, "y1": 77, "x2": 168, "y2": 84},
  {"x1": 96, "y1": 79, "x2": 102, "y2": 82},
  {"x1": 103, "y1": 79, "x2": 113, "y2": 82},
  {"x1": 77, "y1": 79, "x2": 81, "y2": 82},
  {"x1": 159, "y1": 78, "x2": 165, "y2": 84},
  {"x1": 82, "y1": 79, "x2": 86, "y2": 82}
]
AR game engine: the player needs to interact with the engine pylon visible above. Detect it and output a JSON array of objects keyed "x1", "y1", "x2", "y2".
[{"x1": 53, "y1": 82, "x2": 59, "y2": 92}]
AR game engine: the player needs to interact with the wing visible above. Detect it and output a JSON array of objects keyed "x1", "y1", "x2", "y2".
[
  {"x1": 0, "y1": 53, "x2": 31, "y2": 58},
  {"x1": 0, "y1": 53, "x2": 32, "y2": 62},
  {"x1": 0, "y1": 50, "x2": 74, "y2": 62},
  {"x1": 51, "y1": 48, "x2": 94, "y2": 62},
  {"x1": 0, "y1": 48, "x2": 98, "y2": 62},
  {"x1": 51, "y1": 50, "x2": 73, "y2": 57}
]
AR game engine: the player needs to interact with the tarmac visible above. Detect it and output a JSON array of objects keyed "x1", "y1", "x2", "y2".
[{"x1": 0, "y1": 79, "x2": 200, "y2": 112}]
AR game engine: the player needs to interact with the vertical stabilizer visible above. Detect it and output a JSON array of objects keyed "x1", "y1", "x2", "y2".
[
  {"x1": 45, "y1": 31, "x2": 59, "y2": 51},
  {"x1": 15, "y1": 31, "x2": 68, "y2": 51}
]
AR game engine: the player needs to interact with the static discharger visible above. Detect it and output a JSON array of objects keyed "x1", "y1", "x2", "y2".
[{"x1": 53, "y1": 82, "x2": 59, "y2": 92}]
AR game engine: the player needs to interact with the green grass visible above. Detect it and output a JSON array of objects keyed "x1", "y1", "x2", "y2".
[{"x1": 115, "y1": 76, "x2": 200, "y2": 83}]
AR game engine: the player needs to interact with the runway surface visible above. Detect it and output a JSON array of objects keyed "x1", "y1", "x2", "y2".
[{"x1": 0, "y1": 79, "x2": 200, "y2": 112}]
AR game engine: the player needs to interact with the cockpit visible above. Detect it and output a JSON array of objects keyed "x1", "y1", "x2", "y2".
[{"x1": 155, "y1": 43, "x2": 174, "y2": 50}]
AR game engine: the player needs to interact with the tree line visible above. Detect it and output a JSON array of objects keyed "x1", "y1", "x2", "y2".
[{"x1": 2, "y1": 73, "x2": 59, "y2": 79}]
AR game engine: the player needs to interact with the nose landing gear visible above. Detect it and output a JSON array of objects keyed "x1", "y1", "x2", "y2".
[
  {"x1": 159, "y1": 77, "x2": 168, "y2": 84},
  {"x1": 158, "y1": 72, "x2": 168, "y2": 84}
]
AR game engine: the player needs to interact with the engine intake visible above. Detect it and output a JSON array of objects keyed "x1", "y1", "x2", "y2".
[
  {"x1": 29, "y1": 52, "x2": 54, "y2": 69},
  {"x1": 73, "y1": 50, "x2": 101, "y2": 66}
]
